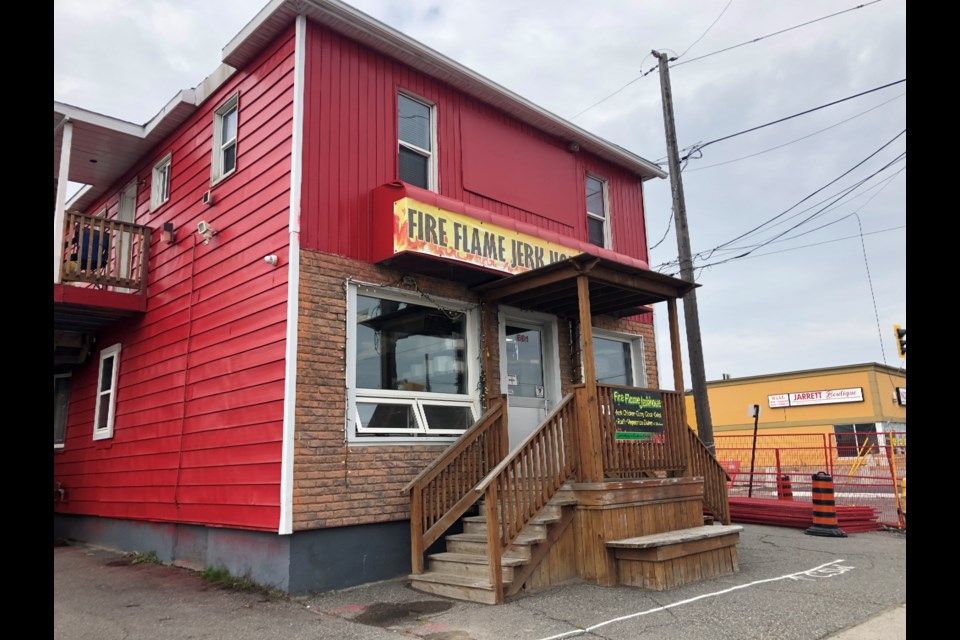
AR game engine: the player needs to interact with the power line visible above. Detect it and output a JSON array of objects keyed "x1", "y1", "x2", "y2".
[
  {"x1": 677, "y1": 0, "x2": 735, "y2": 59},
  {"x1": 671, "y1": 1, "x2": 886, "y2": 68},
  {"x1": 683, "y1": 92, "x2": 906, "y2": 173},
  {"x1": 706, "y1": 129, "x2": 906, "y2": 252},
  {"x1": 693, "y1": 225, "x2": 904, "y2": 264},
  {"x1": 569, "y1": 0, "x2": 886, "y2": 121},
  {"x1": 660, "y1": 152, "x2": 905, "y2": 274},
  {"x1": 679, "y1": 80, "x2": 905, "y2": 161}
]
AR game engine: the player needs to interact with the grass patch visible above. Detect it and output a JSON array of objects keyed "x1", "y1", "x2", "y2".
[
  {"x1": 128, "y1": 550, "x2": 161, "y2": 565},
  {"x1": 200, "y1": 566, "x2": 286, "y2": 600}
]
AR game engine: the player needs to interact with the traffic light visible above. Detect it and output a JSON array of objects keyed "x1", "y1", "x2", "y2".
[{"x1": 894, "y1": 324, "x2": 906, "y2": 359}]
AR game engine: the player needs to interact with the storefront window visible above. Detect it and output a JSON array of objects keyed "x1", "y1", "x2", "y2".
[
  {"x1": 592, "y1": 331, "x2": 645, "y2": 388},
  {"x1": 349, "y1": 285, "x2": 478, "y2": 440},
  {"x1": 833, "y1": 423, "x2": 879, "y2": 458}
]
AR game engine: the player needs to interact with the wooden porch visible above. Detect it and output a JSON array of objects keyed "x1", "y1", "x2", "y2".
[{"x1": 403, "y1": 255, "x2": 735, "y2": 603}]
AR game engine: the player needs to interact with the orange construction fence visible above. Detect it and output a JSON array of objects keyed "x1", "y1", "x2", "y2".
[{"x1": 714, "y1": 431, "x2": 906, "y2": 529}]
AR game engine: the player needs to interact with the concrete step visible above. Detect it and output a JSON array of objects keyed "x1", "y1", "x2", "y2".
[
  {"x1": 427, "y1": 551, "x2": 522, "y2": 582},
  {"x1": 408, "y1": 571, "x2": 498, "y2": 605}
]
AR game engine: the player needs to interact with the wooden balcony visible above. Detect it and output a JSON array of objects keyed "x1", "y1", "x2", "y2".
[
  {"x1": 54, "y1": 212, "x2": 152, "y2": 365},
  {"x1": 59, "y1": 212, "x2": 150, "y2": 292}
]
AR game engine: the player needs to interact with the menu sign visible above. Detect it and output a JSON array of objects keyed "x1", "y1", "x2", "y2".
[{"x1": 611, "y1": 388, "x2": 665, "y2": 441}]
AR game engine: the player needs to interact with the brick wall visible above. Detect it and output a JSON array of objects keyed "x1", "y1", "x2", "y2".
[{"x1": 294, "y1": 249, "x2": 662, "y2": 531}]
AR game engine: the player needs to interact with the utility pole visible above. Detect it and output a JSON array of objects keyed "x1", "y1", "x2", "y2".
[{"x1": 652, "y1": 49, "x2": 715, "y2": 453}]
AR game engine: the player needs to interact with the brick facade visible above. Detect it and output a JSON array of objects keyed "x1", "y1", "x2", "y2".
[{"x1": 294, "y1": 249, "x2": 660, "y2": 531}]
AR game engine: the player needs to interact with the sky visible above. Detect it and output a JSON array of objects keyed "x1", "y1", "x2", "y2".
[{"x1": 53, "y1": 0, "x2": 907, "y2": 390}]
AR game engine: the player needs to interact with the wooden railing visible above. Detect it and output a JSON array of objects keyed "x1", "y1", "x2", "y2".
[
  {"x1": 402, "y1": 396, "x2": 508, "y2": 575},
  {"x1": 475, "y1": 393, "x2": 578, "y2": 603},
  {"x1": 687, "y1": 426, "x2": 732, "y2": 525},
  {"x1": 597, "y1": 384, "x2": 689, "y2": 477},
  {"x1": 60, "y1": 212, "x2": 151, "y2": 292}
]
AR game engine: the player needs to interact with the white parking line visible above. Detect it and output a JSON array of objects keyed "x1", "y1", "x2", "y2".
[{"x1": 534, "y1": 559, "x2": 853, "y2": 640}]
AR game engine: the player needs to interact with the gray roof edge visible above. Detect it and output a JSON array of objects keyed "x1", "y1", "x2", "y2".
[{"x1": 223, "y1": 0, "x2": 666, "y2": 180}]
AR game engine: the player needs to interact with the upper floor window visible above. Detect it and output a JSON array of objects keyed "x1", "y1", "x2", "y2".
[
  {"x1": 586, "y1": 175, "x2": 610, "y2": 248},
  {"x1": 593, "y1": 330, "x2": 646, "y2": 387},
  {"x1": 211, "y1": 94, "x2": 239, "y2": 184},
  {"x1": 93, "y1": 343, "x2": 122, "y2": 441},
  {"x1": 398, "y1": 93, "x2": 435, "y2": 190},
  {"x1": 150, "y1": 153, "x2": 172, "y2": 211}
]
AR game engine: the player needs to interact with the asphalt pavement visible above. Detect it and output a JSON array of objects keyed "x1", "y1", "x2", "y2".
[{"x1": 54, "y1": 523, "x2": 906, "y2": 639}]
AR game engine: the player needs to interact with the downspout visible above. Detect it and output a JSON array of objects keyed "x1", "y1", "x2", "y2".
[
  {"x1": 279, "y1": 13, "x2": 306, "y2": 535},
  {"x1": 54, "y1": 120, "x2": 73, "y2": 283}
]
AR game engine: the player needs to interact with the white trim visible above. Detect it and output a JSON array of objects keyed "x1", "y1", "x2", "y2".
[
  {"x1": 592, "y1": 328, "x2": 647, "y2": 388},
  {"x1": 211, "y1": 93, "x2": 239, "y2": 185},
  {"x1": 279, "y1": 14, "x2": 306, "y2": 536},
  {"x1": 54, "y1": 120, "x2": 73, "y2": 284},
  {"x1": 92, "y1": 343, "x2": 122, "y2": 441},
  {"x1": 345, "y1": 282, "x2": 480, "y2": 444},
  {"x1": 397, "y1": 90, "x2": 438, "y2": 192},
  {"x1": 150, "y1": 152, "x2": 172, "y2": 211}
]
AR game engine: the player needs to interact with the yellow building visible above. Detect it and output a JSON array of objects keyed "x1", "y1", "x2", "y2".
[{"x1": 685, "y1": 362, "x2": 906, "y2": 460}]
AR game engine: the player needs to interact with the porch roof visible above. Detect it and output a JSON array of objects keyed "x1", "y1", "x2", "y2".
[{"x1": 471, "y1": 254, "x2": 697, "y2": 318}]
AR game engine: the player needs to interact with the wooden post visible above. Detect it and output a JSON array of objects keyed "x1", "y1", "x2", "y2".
[
  {"x1": 577, "y1": 275, "x2": 604, "y2": 483},
  {"x1": 484, "y1": 483, "x2": 504, "y2": 603},
  {"x1": 668, "y1": 298, "x2": 693, "y2": 476},
  {"x1": 498, "y1": 394, "x2": 509, "y2": 460},
  {"x1": 410, "y1": 487, "x2": 424, "y2": 574}
]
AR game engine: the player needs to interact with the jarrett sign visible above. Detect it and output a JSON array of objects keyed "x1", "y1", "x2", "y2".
[{"x1": 768, "y1": 387, "x2": 864, "y2": 408}]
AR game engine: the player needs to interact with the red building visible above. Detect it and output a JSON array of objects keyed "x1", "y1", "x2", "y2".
[{"x1": 55, "y1": 0, "x2": 733, "y2": 600}]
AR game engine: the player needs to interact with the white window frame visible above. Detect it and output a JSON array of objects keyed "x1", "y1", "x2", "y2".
[
  {"x1": 211, "y1": 93, "x2": 239, "y2": 185},
  {"x1": 92, "y1": 343, "x2": 122, "y2": 441},
  {"x1": 150, "y1": 153, "x2": 172, "y2": 211},
  {"x1": 54, "y1": 373, "x2": 72, "y2": 449},
  {"x1": 586, "y1": 174, "x2": 611, "y2": 249},
  {"x1": 397, "y1": 91, "x2": 438, "y2": 191},
  {"x1": 346, "y1": 282, "x2": 479, "y2": 444},
  {"x1": 591, "y1": 328, "x2": 646, "y2": 388}
]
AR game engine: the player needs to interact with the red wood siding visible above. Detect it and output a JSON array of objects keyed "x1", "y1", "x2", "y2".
[
  {"x1": 300, "y1": 22, "x2": 650, "y2": 264},
  {"x1": 53, "y1": 26, "x2": 297, "y2": 532}
]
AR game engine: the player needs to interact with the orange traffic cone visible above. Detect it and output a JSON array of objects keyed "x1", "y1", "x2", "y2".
[
  {"x1": 777, "y1": 475, "x2": 793, "y2": 501},
  {"x1": 805, "y1": 472, "x2": 847, "y2": 537}
]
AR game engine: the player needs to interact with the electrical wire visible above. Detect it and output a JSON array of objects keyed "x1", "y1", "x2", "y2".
[
  {"x1": 671, "y1": 1, "x2": 886, "y2": 68},
  {"x1": 676, "y1": 0, "x2": 735, "y2": 59},
  {"x1": 683, "y1": 92, "x2": 905, "y2": 173},
  {"x1": 569, "y1": 0, "x2": 887, "y2": 121}
]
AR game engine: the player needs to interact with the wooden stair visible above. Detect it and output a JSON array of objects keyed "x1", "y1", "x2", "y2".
[{"x1": 409, "y1": 486, "x2": 576, "y2": 603}]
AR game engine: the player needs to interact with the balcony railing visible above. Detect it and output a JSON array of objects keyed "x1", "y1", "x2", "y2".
[{"x1": 60, "y1": 212, "x2": 151, "y2": 292}]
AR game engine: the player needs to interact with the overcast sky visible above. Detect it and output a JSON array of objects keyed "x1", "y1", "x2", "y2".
[{"x1": 54, "y1": 0, "x2": 907, "y2": 389}]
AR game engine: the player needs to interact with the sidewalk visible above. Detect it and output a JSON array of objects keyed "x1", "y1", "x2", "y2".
[{"x1": 55, "y1": 523, "x2": 905, "y2": 640}]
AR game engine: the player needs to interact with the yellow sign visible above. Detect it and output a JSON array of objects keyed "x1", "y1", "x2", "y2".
[{"x1": 393, "y1": 197, "x2": 579, "y2": 275}]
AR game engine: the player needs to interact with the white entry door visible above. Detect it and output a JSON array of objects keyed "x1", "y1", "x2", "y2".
[{"x1": 500, "y1": 309, "x2": 561, "y2": 450}]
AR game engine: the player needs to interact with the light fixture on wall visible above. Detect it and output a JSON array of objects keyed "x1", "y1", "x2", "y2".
[
  {"x1": 162, "y1": 222, "x2": 176, "y2": 244},
  {"x1": 197, "y1": 220, "x2": 217, "y2": 245},
  {"x1": 263, "y1": 255, "x2": 278, "y2": 266},
  {"x1": 567, "y1": 141, "x2": 580, "y2": 153}
]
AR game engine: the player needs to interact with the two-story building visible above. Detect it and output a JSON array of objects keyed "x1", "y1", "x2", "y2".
[{"x1": 55, "y1": 0, "x2": 734, "y2": 601}]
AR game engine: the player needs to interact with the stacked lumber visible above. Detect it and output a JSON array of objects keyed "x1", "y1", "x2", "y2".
[{"x1": 727, "y1": 497, "x2": 882, "y2": 533}]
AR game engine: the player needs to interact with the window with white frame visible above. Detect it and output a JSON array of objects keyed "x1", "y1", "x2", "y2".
[
  {"x1": 592, "y1": 330, "x2": 645, "y2": 387},
  {"x1": 398, "y1": 93, "x2": 436, "y2": 190},
  {"x1": 211, "y1": 94, "x2": 239, "y2": 184},
  {"x1": 150, "y1": 153, "x2": 172, "y2": 210},
  {"x1": 586, "y1": 175, "x2": 610, "y2": 248},
  {"x1": 93, "y1": 344, "x2": 122, "y2": 440},
  {"x1": 54, "y1": 374, "x2": 72, "y2": 448},
  {"x1": 347, "y1": 284, "x2": 478, "y2": 441}
]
